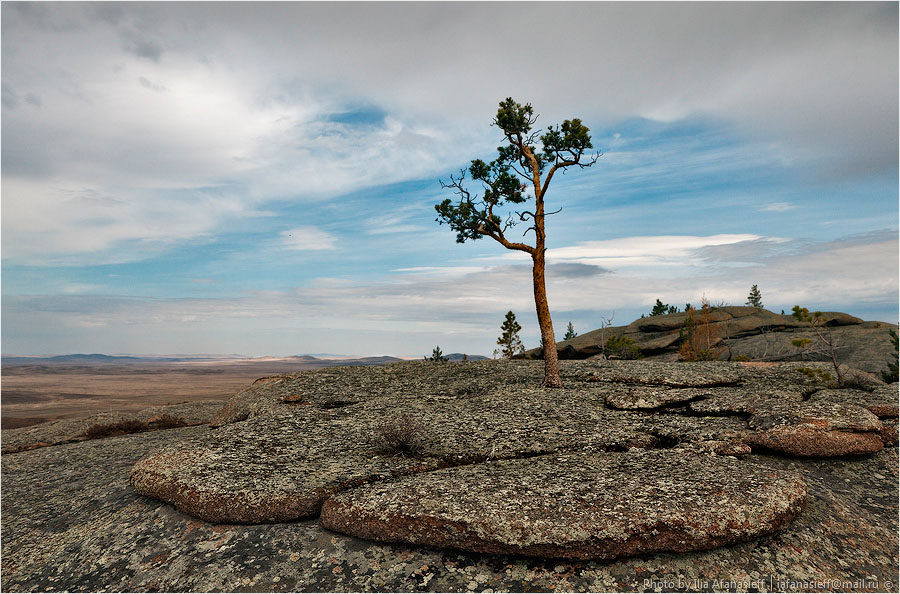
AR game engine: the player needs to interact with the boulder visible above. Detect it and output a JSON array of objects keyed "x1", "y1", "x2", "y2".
[
  {"x1": 320, "y1": 449, "x2": 807, "y2": 560},
  {"x1": 745, "y1": 402, "x2": 884, "y2": 457}
]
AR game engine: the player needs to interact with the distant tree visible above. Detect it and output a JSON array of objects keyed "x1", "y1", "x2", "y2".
[
  {"x1": 791, "y1": 306, "x2": 847, "y2": 385},
  {"x1": 679, "y1": 298, "x2": 724, "y2": 361},
  {"x1": 649, "y1": 299, "x2": 678, "y2": 316},
  {"x1": 563, "y1": 322, "x2": 577, "y2": 341},
  {"x1": 435, "y1": 98, "x2": 598, "y2": 387},
  {"x1": 746, "y1": 284, "x2": 763, "y2": 308},
  {"x1": 881, "y1": 329, "x2": 899, "y2": 383},
  {"x1": 495, "y1": 311, "x2": 525, "y2": 359},
  {"x1": 425, "y1": 346, "x2": 448, "y2": 362}
]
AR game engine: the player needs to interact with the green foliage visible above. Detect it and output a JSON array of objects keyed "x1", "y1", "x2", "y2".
[
  {"x1": 425, "y1": 346, "x2": 448, "y2": 362},
  {"x1": 733, "y1": 354, "x2": 750, "y2": 362},
  {"x1": 797, "y1": 367, "x2": 836, "y2": 385},
  {"x1": 649, "y1": 299, "x2": 678, "y2": 316},
  {"x1": 495, "y1": 311, "x2": 524, "y2": 359},
  {"x1": 435, "y1": 98, "x2": 596, "y2": 246},
  {"x1": 604, "y1": 335, "x2": 643, "y2": 360},
  {"x1": 791, "y1": 338, "x2": 812, "y2": 349},
  {"x1": 563, "y1": 321, "x2": 577, "y2": 341},
  {"x1": 746, "y1": 284, "x2": 763, "y2": 308},
  {"x1": 791, "y1": 305, "x2": 822, "y2": 324},
  {"x1": 882, "y1": 329, "x2": 899, "y2": 383}
]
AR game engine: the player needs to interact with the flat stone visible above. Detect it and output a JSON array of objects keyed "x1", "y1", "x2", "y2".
[
  {"x1": 688, "y1": 389, "x2": 804, "y2": 416},
  {"x1": 604, "y1": 387, "x2": 710, "y2": 410},
  {"x1": 320, "y1": 449, "x2": 807, "y2": 560},
  {"x1": 745, "y1": 402, "x2": 884, "y2": 457},
  {"x1": 131, "y1": 381, "x2": 755, "y2": 525},
  {"x1": 588, "y1": 360, "x2": 742, "y2": 387}
]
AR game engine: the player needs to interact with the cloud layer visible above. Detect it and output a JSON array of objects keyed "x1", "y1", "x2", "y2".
[{"x1": 2, "y1": 2, "x2": 896, "y2": 355}]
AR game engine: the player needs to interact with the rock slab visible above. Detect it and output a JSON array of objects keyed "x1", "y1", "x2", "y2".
[
  {"x1": 321, "y1": 448, "x2": 807, "y2": 560},
  {"x1": 746, "y1": 402, "x2": 885, "y2": 457}
]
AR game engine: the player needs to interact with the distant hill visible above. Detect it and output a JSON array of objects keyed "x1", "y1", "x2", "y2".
[
  {"x1": 444, "y1": 353, "x2": 489, "y2": 361},
  {"x1": 3, "y1": 354, "x2": 146, "y2": 365},
  {"x1": 520, "y1": 306, "x2": 898, "y2": 375},
  {"x1": 1, "y1": 354, "x2": 405, "y2": 367}
]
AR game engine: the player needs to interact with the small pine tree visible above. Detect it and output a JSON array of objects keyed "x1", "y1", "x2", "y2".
[
  {"x1": 746, "y1": 285, "x2": 763, "y2": 308},
  {"x1": 495, "y1": 311, "x2": 525, "y2": 359},
  {"x1": 650, "y1": 299, "x2": 668, "y2": 316},
  {"x1": 563, "y1": 322, "x2": 577, "y2": 341},
  {"x1": 425, "y1": 346, "x2": 448, "y2": 362}
]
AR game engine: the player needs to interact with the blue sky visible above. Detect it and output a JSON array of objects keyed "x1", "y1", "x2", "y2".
[{"x1": 2, "y1": 2, "x2": 897, "y2": 357}]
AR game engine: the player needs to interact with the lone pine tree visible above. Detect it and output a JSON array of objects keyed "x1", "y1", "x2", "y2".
[
  {"x1": 746, "y1": 284, "x2": 763, "y2": 308},
  {"x1": 563, "y1": 322, "x2": 577, "y2": 341},
  {"x1": 435, "y1": 98, "x2": 598, "y2": 387},
  {"x1": 495, "y1": 310, "x2": 525, "y2": 359}
]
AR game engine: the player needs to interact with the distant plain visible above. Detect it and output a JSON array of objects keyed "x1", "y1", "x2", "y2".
[{"x1": 0, "y1": 356, "x2": 400, "y2": 429}]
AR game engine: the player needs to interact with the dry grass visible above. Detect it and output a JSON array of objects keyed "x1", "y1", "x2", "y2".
[
  {"x1": 83, "y1": 419, "x2": 149, "y2": 439},
  {"x1": 373, "y1": 412, "x2": 426, "y2": 457}
]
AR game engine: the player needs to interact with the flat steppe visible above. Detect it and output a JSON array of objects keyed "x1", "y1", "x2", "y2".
[{"x1": 0, "y1": 356, "x2": 398, "y2": 429}]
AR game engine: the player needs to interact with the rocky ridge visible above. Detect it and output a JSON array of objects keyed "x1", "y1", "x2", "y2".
[{"x1": 523, "y1": 306, "x2": 898, "y2": 375}]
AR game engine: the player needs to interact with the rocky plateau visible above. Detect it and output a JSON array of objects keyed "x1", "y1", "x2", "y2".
[{"x1": 2, "y1": 354, "x2": 898, "y2": 592}]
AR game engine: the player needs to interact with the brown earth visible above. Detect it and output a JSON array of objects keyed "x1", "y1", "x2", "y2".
[{"x1": 0, "y1": 356, "x2": 400, "y2": 429}]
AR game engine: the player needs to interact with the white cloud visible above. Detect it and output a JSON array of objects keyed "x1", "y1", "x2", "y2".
[
  {"x1": 758, "y1": 202, "x2": 796, "y2": 212},
  {"x1": 1, "y1": 3, "x2": 895, "y2": 267},
  {"x1": 5, "y1": 232, "x2": 896, "y2": 355},
  {"x1": 280, "y1": 227, "x2": 338, "y2": 251}
]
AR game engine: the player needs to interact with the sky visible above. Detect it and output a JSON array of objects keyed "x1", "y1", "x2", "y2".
[{"x1": 2, "y1": 2, "x2": 898, "y2": 357}]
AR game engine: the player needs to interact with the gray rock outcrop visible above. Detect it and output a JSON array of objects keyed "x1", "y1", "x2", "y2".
[{"x1": 523, "y1": 307, "x2": 898, "y2": 374}]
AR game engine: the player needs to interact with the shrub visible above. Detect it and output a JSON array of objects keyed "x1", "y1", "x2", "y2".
[
  {"x1": 83, "y1": 419, "x2": 148, "y2": 439},
  {"x1": 791, "y1": 305, "x2": 848, "y2": 386},
  {"x1": 797, "y1": 366, "x2": 836, "y2": 386},
  {"x1": 605, "y1": 335, "x2": 643, "y2": 360},
  {"x1": 147, "y1": 414, "x2": 188, "y2": 429},
  {"x1": 373, "y1": 412, "x2": 425, "y2": 457},
  {"x1": 679, "y1": 298, "x2": 725, "y2": 361}
]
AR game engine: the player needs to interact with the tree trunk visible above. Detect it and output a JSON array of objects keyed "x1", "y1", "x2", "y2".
[{"x1": 532, "y1": 251, "x2": 563, "y2": 388}]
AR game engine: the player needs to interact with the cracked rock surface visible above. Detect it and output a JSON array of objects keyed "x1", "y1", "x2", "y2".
[
  {"x1": 3, "y1": 359, "x2": 899, "y2": 591},
  {"x1": 321, "y1": 449, "x2": 807, "y2": 560}
]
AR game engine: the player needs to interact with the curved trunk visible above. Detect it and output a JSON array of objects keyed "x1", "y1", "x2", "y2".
[{"x1": 532, "y1": 251, "x2": 563, "y2": 388}]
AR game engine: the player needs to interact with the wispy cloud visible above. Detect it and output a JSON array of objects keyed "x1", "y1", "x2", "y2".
[
  {"x1": 7, "y1": 231, "x2": 893, "y2": 355},
  {"x1": 758, "y1": 202, "x2": 796, "y2": 212},
  {"x1": 280, "y1": 227, "x2": 338, "y2": 251}
]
